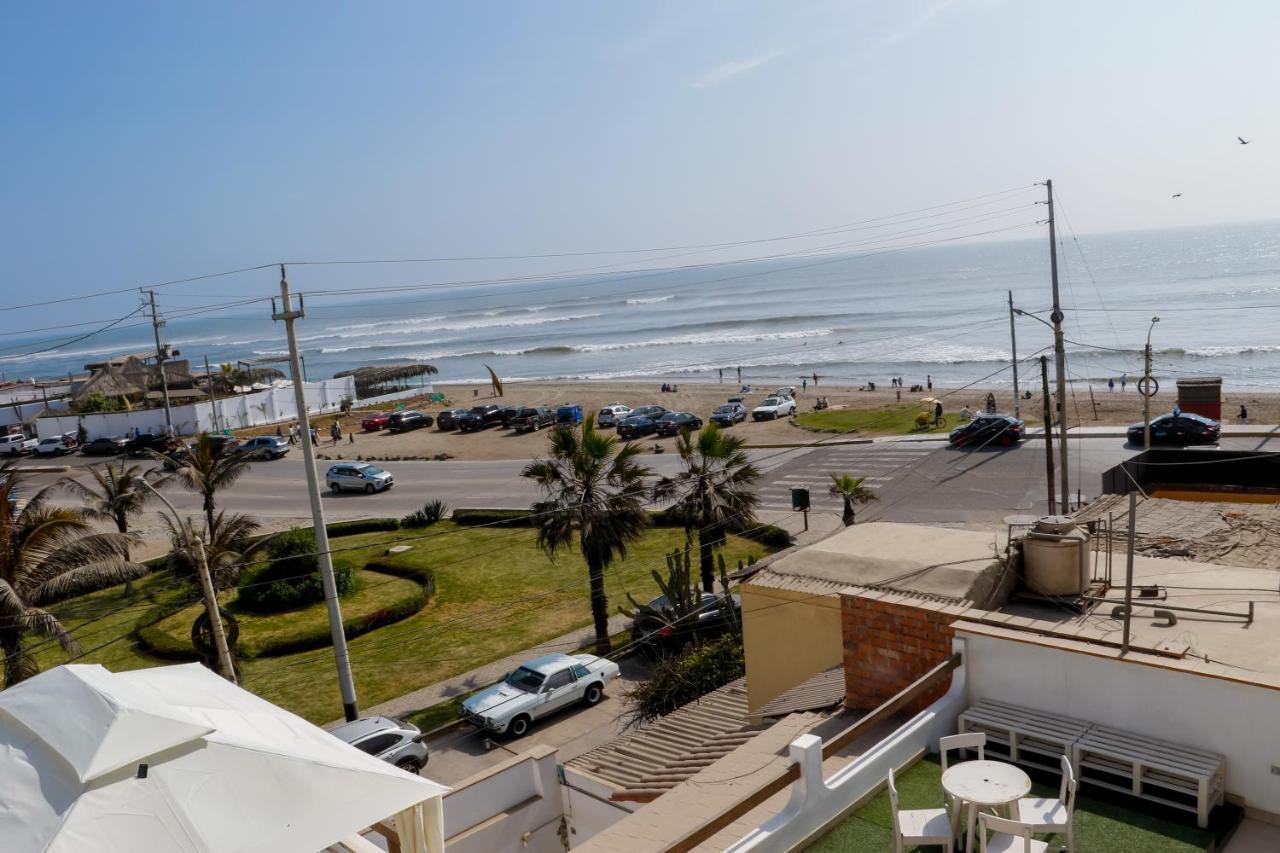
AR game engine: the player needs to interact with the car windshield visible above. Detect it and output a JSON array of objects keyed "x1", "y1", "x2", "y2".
[
  {"x1": 358, "y1": 466, "x2": 385, "y2": 476},
  {"x1": 762, "y1": 398, "x2": 780, "y2": 406},
  {"x1": 505, "y1": 666, "x2": 545, "y2": 692},
  {"x1": 714, "y1": 406, "x2": 734, "y2": 413}
]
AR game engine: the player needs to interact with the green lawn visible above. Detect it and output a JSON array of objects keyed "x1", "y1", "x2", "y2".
[
  {"x1": 796, "y1": 406, "x2": 951, "y2": 436},
  {"x1": 35, "y1": 523, "x2": 772, "y2": 724},
  {"x1": 807, "y1": 755, "x2": 1214, "y2": 852}
]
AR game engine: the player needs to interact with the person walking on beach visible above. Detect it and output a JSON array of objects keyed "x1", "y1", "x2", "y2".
[
  {"x1": 1108, "y1": 378, "x2": 1115, "y2": 392},
  {"x1": 812, "y1": 371, "x2": 819, "y2": 387},
  {"x1": 927, "y1": 375, "x2": 933, "y2": 391},
  {"x1": 802, "y1": 378, "x2": 808, "y2": 393},
  {"x1": 718, "y1": 368, "x2": 723, "y2": 384},
  {"x1": 310, "y1": 426, "x2": 319, "y2": 445},
  {"x1": 330, "y1": 421, "x2": 342, "y2": 445},
  {"x1": 1121, "y1": 374, "x2": 1127, "y2": 392}
]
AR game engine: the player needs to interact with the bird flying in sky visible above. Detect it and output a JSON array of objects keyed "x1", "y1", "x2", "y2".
[
  {"x1": 1172, "y1": 193, "x2": 1182, "y2": 198},
  {"x1": 1238, "y1": 136, "x2": 1251, "y2": 145}
]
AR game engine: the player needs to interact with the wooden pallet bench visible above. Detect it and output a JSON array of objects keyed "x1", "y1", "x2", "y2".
[
  {"x1": 958, "y1": 699, "x2": 1093, "y2": 775},
  {"x1": 1072, "y1": 725, "x2": 1224, "y2": 828}
]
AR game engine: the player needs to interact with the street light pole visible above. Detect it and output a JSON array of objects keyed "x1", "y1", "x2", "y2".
[
  {"x1": 133, "y1": 478, "x2": 236, "y2": 682},
  {"x1": 1044, "y1": 180, "x2": 1070, "y2": 511},
  {"x1": 273, "y1": 264, "x2": 360, "y2": 722},
  {"x1": 1008, "y1": 291, "x2": 1020, "y2": 419},
  {"x1": 1143, "y1": 317, "x2": 1160, "y2": 450}
]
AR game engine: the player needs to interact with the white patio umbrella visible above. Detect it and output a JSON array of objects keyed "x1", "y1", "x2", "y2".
[{"x1": 0, "y1": 664, "x2": 448, "y2": 853}]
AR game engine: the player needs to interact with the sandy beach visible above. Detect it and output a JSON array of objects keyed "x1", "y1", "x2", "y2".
[{"x1": 233, "y1": 379, "x2": 1278, "y2": 462}]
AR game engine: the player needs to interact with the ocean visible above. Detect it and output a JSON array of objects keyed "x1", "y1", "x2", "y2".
[{"x1": 6, "y1": 219, "x2": 1280, "y2": 392}]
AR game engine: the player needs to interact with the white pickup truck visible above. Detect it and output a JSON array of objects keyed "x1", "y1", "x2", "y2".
[
  {"x1": 0, "y1": 434, "x2": 38, "y2": 456},
  {"x1": 461, "y1": 652, "x2": 621, "y2": 738}
]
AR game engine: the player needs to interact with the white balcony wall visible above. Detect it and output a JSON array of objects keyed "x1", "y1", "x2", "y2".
[{"x1": 443, "y1": 744, "x2": 564, "y2": 853}]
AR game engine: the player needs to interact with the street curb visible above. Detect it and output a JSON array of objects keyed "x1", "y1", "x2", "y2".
[
  {"x1": 14, "y1": 465, "x2": 70, "y2": 473},
  {"x1": 746, "y1": 438, "x2": 875, "y2": 449}
]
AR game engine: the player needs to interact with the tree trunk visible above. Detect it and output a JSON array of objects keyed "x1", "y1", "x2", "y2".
[
  {"x1": 118, "y1": 515, "x2": 134, "y2": 597},
  {"x1": 842, "y1": 497, "x2": 855, "y2": 527},
  {"x1": 586, "y1": 555, "x2": 612, "y2": 655},
  {"x1": 698, "y1": 526, "x2": 717, "y2": 592},
  {"x1": 204, "y1": 493, "x2": 216, "y2": 541}
]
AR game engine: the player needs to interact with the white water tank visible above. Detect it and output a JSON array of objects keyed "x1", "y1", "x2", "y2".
[{"x1": 1022, "y1": 516, "x2": 1090, "y2": 596}]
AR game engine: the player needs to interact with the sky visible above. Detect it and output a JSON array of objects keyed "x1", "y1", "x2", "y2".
[{"x1": 2, "y1": 0, "x2": 1278, "y2": 331}]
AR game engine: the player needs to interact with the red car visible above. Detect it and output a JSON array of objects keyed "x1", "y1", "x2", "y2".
[{"x1": 361, "y1": 412, "x2": 392, "y2": 432}]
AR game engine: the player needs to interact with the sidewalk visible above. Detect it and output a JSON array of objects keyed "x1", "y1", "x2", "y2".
[{"x1": 889, "y1": 423, "x2": 1280, "y2": 443}]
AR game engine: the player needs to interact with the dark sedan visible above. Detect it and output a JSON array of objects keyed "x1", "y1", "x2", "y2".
[
  {"x1": 126, "y1": 432, "x2": 178, "y2": 456},
  {"x1": 81, "y1": 436, "x2": 128, "y2": 456},
  {"x1": 630, "y1": 591, "x2": 741, "y2": 657},
  {"x1": 655, "y1": 412, "x2": 703, "y2": 437},
  {"x1": 435, "y1": 408, "x2": 469, "y2": 431},
  {"x1": 457, "y1": 405, "x2": 504, "y2": 432},
  {"x1": 948, "y1": 414, "x2": 1026, "y2": 448},
  {"x1": 617, "y1": 414, "x2": 660, "y2": 440},
  {"x1": 388, "y1": 411, "x2": 433, "y2": 432},
  {"x1": 1127, "y1": 411, "x2": 1220, "y2": 446},
  {"x1": 709, "y1": 403, "x2": 747, "y2": 427}
]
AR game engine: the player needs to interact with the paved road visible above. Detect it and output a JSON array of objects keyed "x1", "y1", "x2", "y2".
[{"x1": 754, "y1": 436, "x2": 1280, "y2": 527}]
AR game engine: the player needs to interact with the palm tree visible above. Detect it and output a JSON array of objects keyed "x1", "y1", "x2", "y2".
[
  {"x1": 653, "y1": 423, "x2": 761, "y2": 592},
  {"x1": 157, "y1": 433, "x2": 251, "y2": 539},
  {"x1": 829, "y1": 473, "x2": 878, "y2": 526},
  {"x1": 0, "y1": 460, "x2": 146, "y2": 686},
  {"x1": 160, "y1": 510, "x2": 269, "y2": 590},
  {"x1": 522, "y1": 415, "x2": 652, "y2": 654},
  {"x1": 57, "y1": 460, "x2": 168, "y2": 595}
]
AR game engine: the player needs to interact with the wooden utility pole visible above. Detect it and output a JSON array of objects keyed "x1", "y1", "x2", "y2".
[
  {"x1": 1041, "y1": 356, "x2": 1056, "y2": 514},
  {"x1": 273, "y1": 265, "x2": 360, "y2": 722},
  {"x1": 1008, "y1": 291, "x2": 1020, "y2": 419},
  {"x1": 1045, "y1": 181, "x2": 1069, "y2": 509},
  {"x1": 203, "y1": 355, "x2": 220, "y2": 434},
  {"x1": 147, "y1": 290, "x2": 173, "y2": 432}
]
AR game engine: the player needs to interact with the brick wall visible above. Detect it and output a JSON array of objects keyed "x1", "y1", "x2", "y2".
[{"x1": 841, "y1": 589, "x2": 968, "y2": 715}]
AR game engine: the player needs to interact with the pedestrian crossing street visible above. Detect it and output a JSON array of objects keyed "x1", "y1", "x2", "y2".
[{"x1": 756, "y1": 440, "x2": 941, "y2": 510}]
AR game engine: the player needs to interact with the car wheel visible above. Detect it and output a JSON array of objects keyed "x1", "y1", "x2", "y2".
[
  {"x1": 364, "y1": 483, "x2": 376, "y2": 494},
  {"x1": 583, "y1": 683, "x2": 604, "y2": 706},
  {"x1": 508, "y1": 715, "x2": 531, "y2": 738},
  {"x1": 395, "y1": 758, "x2": 422, "y2": 775},
  {"x1": 330, "y1": 483, "x2": 341, "y2": 493}
]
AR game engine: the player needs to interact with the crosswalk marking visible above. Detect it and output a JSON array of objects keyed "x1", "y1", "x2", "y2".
[{"x1": 754, "y1": 441, "x2": 943, "y2": 507}]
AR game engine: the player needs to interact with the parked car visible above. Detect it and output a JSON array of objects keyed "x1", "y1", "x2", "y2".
[
  {"x1": 948, "y1": 414, "x2": 1026, "y2": 448},
  {"x1": 709, "y1": 403, "x2": 747, "y2": 427},
  {"x1": 775, "y1": 386, "x2": 797, "y2": 398},
  {"x1": 388, "y1": 411, "x2": 433, "y2": 432},
  {"x1": 597, "y1": 404, "x2": 633, "y2": 428},
  {"x1": 752, "y1": 396, "x2": 797, "y2": 421},
  {"x1": 457, "y1": 405, "x2": 504, "y2": 432},
  {"x1": 628, "y1": 405, "x2": 669, "y2": 422},
  {"x1": 81, "y1": 436, "x2": 128, "y2": 456},
  {"x1": 496, "y1": 405, "x2": 525, "y2": 428},
  {"x1": 361, "y1": 411, "x2": 392, "y2": 432},
  {"x1": 556, "y1": 404, "x2": 584, "y2": 425},
  {"x1": 36, "y1": 434, "x2": 77, "y2": 456},
  {"x1": 203, "y1": 434, "x2": 240, "y2": 457},
  {"x1": 1127, "y1": 411, "x2": 1221, "y2": 446},
  {"x1": 617, "y1": 414, "x2": 660, "y2": 439},
  {"x1": 0, "y1": 434, "x2": 38, "y2": 456},
  {"x1": 655, "y1": 412, "x2": 703, "y2": 437},
  {"x1": 326, "y1": 462, "x2": 394, "y2": 494},
  {"x1": 329, "y1": 716, "x2": 428, "y2": 774},
  {"x1": 629, "y1": 590, "x2": 742, "y2": 656},
  {"x1": 461, "y1": 652, "x2": 621, "y2": 738},
  {"x1": 125, "y1": 432, "x2": 178, "y2": 456},
  {"x1": 511, "y1": 406, "x2": 556, "y2": 433},
  {"x1": 238, "y1": 435, "x2": 290, "y2": 460},
  {"x1": 435, "y1": 408, "x2": 469, "y2": 431}
]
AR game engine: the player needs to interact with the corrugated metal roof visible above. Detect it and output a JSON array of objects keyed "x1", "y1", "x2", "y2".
[
  {"x1": 743, "y1": 569, "x2": 847, "y2": 597},
  {"x1": 754, "y1": 666, "x2": 845, "y2": 720},
  {"x1": 565, "y1": 678, "x2": 767, "y2": 801}
]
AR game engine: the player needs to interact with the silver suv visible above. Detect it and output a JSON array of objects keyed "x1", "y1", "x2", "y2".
[
  {"x1": 239, "y1": 435, "x2": 290, "y2": 460},
  {"x1": 329, "y1": 716, "x2": 428, "y2": 774},
  {"x1": 326, "y1": 462, "x2": 394, "y2": 494}
]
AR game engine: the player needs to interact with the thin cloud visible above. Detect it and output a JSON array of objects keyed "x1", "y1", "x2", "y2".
[
  {"x1": 880, "y1": 0, "x2": 968, "y2": 47},
  {"x1": 690, "y1": 52, "x2": 783, "y2": 89}
]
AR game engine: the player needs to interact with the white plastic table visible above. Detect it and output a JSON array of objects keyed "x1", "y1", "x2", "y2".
[{"x1": 941, "y1": 759, "x2": 1032, "y2": 851}]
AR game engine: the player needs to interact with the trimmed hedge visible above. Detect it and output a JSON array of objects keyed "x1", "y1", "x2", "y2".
[
  {"x1": 450, "y1": 507, "x2": 536, "y2": 527},
  {"x1": 736, "y1": 523, "x2": 793, "y2": 548},
  {"x1": 326, "y1": 518, "x2": 400, "y2": 537},
  {"x1": 235, "y1": 530, "x2": 357, "y2": 614},
  {"x1": 136, "y1": 563, "x2": 434, "y2": 660},
  {"x1": 451, "y1": 507, "x2": 791, "y2": 547}
]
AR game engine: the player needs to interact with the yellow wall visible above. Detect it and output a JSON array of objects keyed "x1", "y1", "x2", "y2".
[{"x1": 741, "y1": 583, "x2": 844, "y2": 719}]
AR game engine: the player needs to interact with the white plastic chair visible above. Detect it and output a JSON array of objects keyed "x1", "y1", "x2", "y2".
[
  {"x1": 888, "y1": 767, "x2": 954, "y2": 853},
  {"x1": 940, "y1": 732, "x2": 987, "y2": 832},
  {"x1": 940, "y1": 732, "x2": 987, "y2": 771},
  {"x1": 1015, "y1": 754, "x2": 1078, "y2": 852},
  {"x1": 978, "y1": 813, "x2": 1050, "y2": 853}
]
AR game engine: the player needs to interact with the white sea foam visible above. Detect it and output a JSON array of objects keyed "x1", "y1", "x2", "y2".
[{"x1": 625, "y1": 295, "x2": 675, "y2": 305}]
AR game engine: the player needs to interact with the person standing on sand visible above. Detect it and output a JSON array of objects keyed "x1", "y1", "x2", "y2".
[
  {"x1": 737, "y1": 366, "x2": 742, "y2": 384},
  {"x1": 812, "y1": 371, "x2": 819, "y2": 387},
  {"x1": 718, "y1": 368, "x2": 723, "y2": 384},
  {"x1": 1108, "y1": 378, "x2": 1115, "y2": 392},
  {"x1": 802, "y1": 378, "x2": 808, "y2": 393},
  {"x1": 1240, "y1": 405, "x2": 1248, "y2": 422},
  {"x1": 927, "y1": 375, "x2": 933, "y2": 391},
  {"x1": 1121, "y1": 374, "x2": 1127, "y2": 392}
]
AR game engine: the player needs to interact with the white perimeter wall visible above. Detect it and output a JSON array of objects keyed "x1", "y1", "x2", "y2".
[
  {"x1": 443, "y1": 744, "x2": 564, "y2": 853},
  {"x1": 34, "y1": 378, "x2": 359, "y2": 441},
  {"x1": 960, "y1": 628, "x2": 1280, "y2": 817},
  {"x1": 1, "y1": 400, "x2": 66, "y2": 429}
]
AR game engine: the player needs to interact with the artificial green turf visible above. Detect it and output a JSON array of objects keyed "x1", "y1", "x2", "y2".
[
  {"x1": 795, "y1": 406, "x2": 952, "y2": 436},
  {"x1": 35, "y1": 523, "x2": 773, "y2": 723},
  {"x1": 806, "y1": 755, "x2": 1213, "y2": 852}
]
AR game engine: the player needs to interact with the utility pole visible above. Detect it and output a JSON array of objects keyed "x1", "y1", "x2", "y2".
[
  {"x1": 147, "y1": 290, "x2": 174, "y2": 432},
  {"x1": 1008, "y1": 291, "x2": 1020, "y2": 419},
  {"x1": 1142, "y1": 317, "x2": 1160, "y2": 449},
  {"x1": 203, "y1": 355, "x2": 220, "y2": 434},
  {"x1": 1044, "y1": 180, "x2": 1069, "y2": 510},
  {"x1": 1040, "y1": 356, "x2": 1056, "y2": 515},
  {"x1": 273, "y1": 264, "x2": 360, "y2": 722},
  {"x1": 1120, "y1": 489, "x2": 1137, "y2": 656}
]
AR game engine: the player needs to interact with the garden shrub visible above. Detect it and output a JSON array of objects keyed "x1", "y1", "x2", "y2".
[
  {"x1": 236, "y1": 530, "x2": 356, "y2": 613},
  {"x1": 402, "y1": 499, "x2": 448, "y2": 528},
  {"x1": 624, "y1": 635, "x2": 745, "y2": 725},
  {"x1": 325, "y1": 517, "x2": 400, "y2": 537},
  {"x1": 736, "y1": 523, "x2": 792, "y2": 548},
  {"x1": 450, "y1": 508, "x2": 535, "y2": 527}
]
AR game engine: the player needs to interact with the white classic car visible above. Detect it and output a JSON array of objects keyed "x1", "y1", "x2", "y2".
[
  {"x1": 752, "y1": 395, "x2": 797, "y2": 421},
  {"x1": 461, "y1": 652, "x2": 621, "y2": 737}
]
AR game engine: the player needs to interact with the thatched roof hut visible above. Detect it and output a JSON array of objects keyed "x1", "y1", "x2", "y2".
[
  {"x1": 333, "y1": 364, "x2": 437, "y2": 397},
  {"x1": 72, "y1": 367, "x2": 145, "y2": 406}
]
